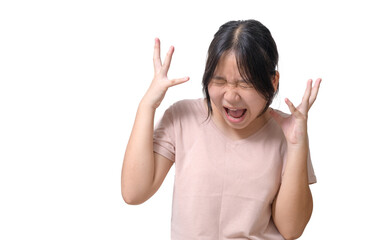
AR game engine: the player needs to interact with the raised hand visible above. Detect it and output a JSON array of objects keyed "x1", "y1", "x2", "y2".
[
  {"x1": 270, "y1": 78, "x2": 322, "y2": 146},
  {"x1": 142, "y1": 38, "x2": 189, "y2": 109}
]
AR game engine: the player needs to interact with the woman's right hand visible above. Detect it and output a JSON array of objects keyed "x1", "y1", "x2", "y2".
[{"x1": 142, "y1": 38, "x2": 190, "y2": 109}]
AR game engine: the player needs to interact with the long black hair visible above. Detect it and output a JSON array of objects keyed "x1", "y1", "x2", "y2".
[{"x1": 202, "y1": 19, "x2": 279, "y2": 118}]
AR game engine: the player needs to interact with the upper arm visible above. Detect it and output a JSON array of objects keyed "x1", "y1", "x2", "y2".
[{"x1": 148, "y1": 152, "x2": 174, "y2": 198}]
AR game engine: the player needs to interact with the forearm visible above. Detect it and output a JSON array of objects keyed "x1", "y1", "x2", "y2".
[
  {"x1": 272, "y1": 141, "x2": 313, "y2": 239},
  {"x1": 121, "y1": 38, "x2": 189, "y2": 204},
  {"x1": 121, "y1": 97, "x2": 156, "y2": 204}
]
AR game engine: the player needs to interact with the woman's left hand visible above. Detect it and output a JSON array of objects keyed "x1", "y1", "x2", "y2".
[{"x1": 270, "y1": 78, "x2": 322, "y2": 146}]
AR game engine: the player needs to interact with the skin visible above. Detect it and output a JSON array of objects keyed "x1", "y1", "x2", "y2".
[
  {"x1": 209, "y1": 51, "x2": 322, "y2": 239},
  {"x1": 208, "y1": 51, "x2": 276, "y2": 140},
  {"x1": 122, "y1": 38, "x2": 322, "y2": 239},
  {"x1": 270, "y1": 79, "x2": 321, "y2": 239},
  {"x1": 121, "y1": 39, "x2": 188, "y2": 205}
]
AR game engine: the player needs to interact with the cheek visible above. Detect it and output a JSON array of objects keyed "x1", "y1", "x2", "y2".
[
  {"x1": 245, "y1": 92, "x2": 267, "y2": 109},
  {"x1": 208, "y1": 85, "x2": 223, "y2": 102}
]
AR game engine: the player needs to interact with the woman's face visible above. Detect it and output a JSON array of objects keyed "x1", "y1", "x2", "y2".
[{"x1": 208, "y1": 51, "x2": 272, "y2": 138}]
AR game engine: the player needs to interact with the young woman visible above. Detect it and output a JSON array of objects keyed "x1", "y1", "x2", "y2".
[{"x1": 122, "y1": 19, "x2": 321, "y2": 239}]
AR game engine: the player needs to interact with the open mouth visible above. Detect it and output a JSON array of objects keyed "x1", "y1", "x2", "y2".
[{"x1": 224, "y1": 107, "x2": 247, "y2": 123}]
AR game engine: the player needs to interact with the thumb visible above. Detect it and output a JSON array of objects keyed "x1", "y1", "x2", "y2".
[{"x1": 168, "y1": 76, "x2": 190, "y2": 87}]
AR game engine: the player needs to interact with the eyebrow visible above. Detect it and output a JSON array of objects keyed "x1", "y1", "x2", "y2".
[
  {"x1": 212, "y1": 75, "x2": 226, "y2": 80},
  {"x1": 213, "y1": 75, "x2": 247, "y2": 82}
]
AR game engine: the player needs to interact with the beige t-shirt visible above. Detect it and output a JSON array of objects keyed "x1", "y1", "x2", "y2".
[{"x1": 153, "y1": 98, "x2": 316, "y2": 240}]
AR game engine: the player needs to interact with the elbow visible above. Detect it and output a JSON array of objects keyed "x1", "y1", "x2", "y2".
[
  {"x1": 278, "y1": 221, "x2": 307, "y2": 240},
  {"x1": 277, "y1": 221, "x2": 307, "y2": 240},
  {"x1": 275, "y1": 216, "x2": 308, "y2": 240},
  {"x1": 121, "y1": 185, "x2": 149, "y2": 205},
  {"x1": 282, "y1": 231, "x2": 303, "y2": 240},
  {"x1": 121, "y1": 190, "x2": 136, "y2": 205},
  {"x1": 123, "y1": 198, "x2": 141, "y2": 206},
  {"x1": 121, "y1": 185, "x2": 139, "y2": 205},
  {"x1": 123, "y1": 197, "x2": 147, "y2": 206},
  {"x1": 274, "y1": 195, "x2": 313, "y2": 239},
  {"x1": 121, "y1": 170, "x2": 153, "y2": 205},
  {"x1": 121, "y1": 173, "x2": 138, "y2": 205},
  {"x1": 121, "y1": 189, "x2": 142, "y2": 205}
]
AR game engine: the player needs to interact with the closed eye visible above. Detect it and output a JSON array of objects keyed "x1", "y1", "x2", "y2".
[
  {"x1": 238, "y1": 81, "x2": 254, "y2": 89},
  {"x1": 212, "y1": 76, "x2": 227, "y2": 85},
  {"x1": 212, "y1": 76, "x2": 254, "y2": 89}
]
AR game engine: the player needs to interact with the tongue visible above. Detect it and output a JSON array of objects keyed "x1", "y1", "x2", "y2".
[{"x1": 228, "y1": 109, "x2": 244, "y2": 118}]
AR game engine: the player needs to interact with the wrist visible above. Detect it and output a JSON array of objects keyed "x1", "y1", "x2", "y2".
[
  {"x1": 286, "y1": 140, "x2": 309, "y2": 159},
  {"x1": 139, "y1": 96, "x2": 158, "y2": 111},
  {"x1": 287, "y1": 131, "x2": 309, "y2": 148}
]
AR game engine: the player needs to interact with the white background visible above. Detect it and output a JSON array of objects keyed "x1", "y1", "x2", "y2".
[{"x1": 1, "y1": 0, "x2": 365, "y2": 239}]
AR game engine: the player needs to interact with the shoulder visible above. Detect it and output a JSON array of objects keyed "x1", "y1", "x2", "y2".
[
  {"x1": 271, "y1": 108, "x2": 290, "y2": 118},
  {"x1": 170, "y1": 98, "x2": 206, "y2": 116},
  {"x1": 267, "y1": 108, "x2": 288, "y2": 150},
  {"x1": 264, "y1": 108, "x2": 288, "y2": 140},
  {"x1": 172, "y1": 98, "x2": 205, "y2": 110},
  {"x1": 167, "y1": 98, "x2": 207, "y2": 124}
]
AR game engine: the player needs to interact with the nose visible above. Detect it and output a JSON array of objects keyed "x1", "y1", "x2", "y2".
[{"x1": 224, "y1": 84, "x2": 241, "y2": 103}]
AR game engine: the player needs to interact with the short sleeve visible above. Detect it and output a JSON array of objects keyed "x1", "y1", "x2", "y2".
[
  {"x1": 307, "y1": 150, "x2": 317, "y2": 184},
  {"x1": 153, "y1": 105, "x2": 176, "y2": 162},
  {"x1": 281, "y1": 147, "x2": 317, "y2": 185}
]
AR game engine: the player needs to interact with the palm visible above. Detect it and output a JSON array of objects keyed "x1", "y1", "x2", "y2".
[
  {"x1": 270, "y1": 79, "x2": 322, "y2": 145},
  {"x1": 144, "y1": 38, "x2": 189, "y2": 109}
]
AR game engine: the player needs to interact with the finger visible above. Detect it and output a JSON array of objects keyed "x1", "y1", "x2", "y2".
[
  {"x1": 153, "y1": 38, "x2": 162, "y2": 72},
  {"x1": 285, "y1": 98, "x2": 303, "y2": 118},
  {"x1": 161, "y1": 46, "x2": 174, "y2": 74},
  {"x1": 167, "y1": 76, "x2": 190, "y2": 87},
  {"x1": 301, "y1": 79, "x2": 313, "y2": 109},
  {"x1": 309, "y1": 78, "x2": 322, "y2": 108}
]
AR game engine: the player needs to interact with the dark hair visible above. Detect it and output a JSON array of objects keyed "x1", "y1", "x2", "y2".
[{"x1": 202, "y1": 19, "x2": 279, "y2": 119}]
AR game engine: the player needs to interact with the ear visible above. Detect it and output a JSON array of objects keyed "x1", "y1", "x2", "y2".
[{"x1": 272, "y1": 71, "x2": 280, "y2": 92}]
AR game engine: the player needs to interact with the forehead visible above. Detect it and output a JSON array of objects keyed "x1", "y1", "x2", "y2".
[{"x1": 214, "y1": 51, "x2": 242, "y2": 76}]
